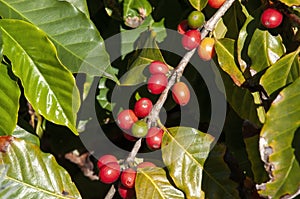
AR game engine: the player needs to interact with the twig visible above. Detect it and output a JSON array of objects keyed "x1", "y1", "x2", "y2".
[{"x1": 104, "y1": 185, "x2": 116, "y2": 199}]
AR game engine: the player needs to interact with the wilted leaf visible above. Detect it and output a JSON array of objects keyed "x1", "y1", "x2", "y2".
[
  {"x1": 123, "y1": 0, "x2": 152, "y2": 28},
  {"x1": 135, "y1": 167, "x2": 185, "y2": 199},
  {"x1": 0, "y1": 63, "x2": 20, "y2": 136},
  {"x1": 257, "y1": 78, "x2": 300, "y2": 198},
  {"x1": 0, "y1": 0, "x2": 118, "y2": 82},
  {"x1": 0, "y1": 136, "x2": 81, "y2": 198},
  {"x1": 162, "y1": 127, "x2": 214, "y2": 199},
  {"x1": 188, "y1": 0, "x2": 207, "y2": 11},
  {"x1": 260, "y1": 47, "x2": 300, "y2": 96},
  {"x1": 202, "y1": 144, "x2": 239, "y2": 198},
  {"x1": 0, "y1": 19, "x2": 80, "y2": 135}
]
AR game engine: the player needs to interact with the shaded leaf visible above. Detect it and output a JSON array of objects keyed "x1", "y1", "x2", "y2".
[
  {"x1": 260, "y1": 47, "x2": 300, "y2": 96},
  {"x1": 0, "y1": 0, "x2": 118, "y2": 82},
  {"x1": 279, "y1": 0, "x2": 300, "y2": 6},
  {"x1": 0, "y1": 63, "x2": 20, "y2": 136},
  {"x1": 162, "y1": 127, "x2": 214, "y2": 199},
  {"x1": 0, "y1": 136, "x2": 81, "y2": 198},
  {"x1": 135, "y1": 167, "x2": 185, "y2": 199},
  {"x1": 123, "y1": 0, "x2": 152, "y2": 28},
  {"x1": 188, "y1": 0, "x2": 207, "y2": 11},
  {"x1": 257, "y1": 78, "x2": 300, "y2": 198},
  {"x1": 215, "y1": 38, "x2": 246, "y2": 86},
  {"x1": 0, "y1": 19, "x2": 80, "y2": 135},
  {"x1": 202, "y1": 144, "x2": 239, "y2": 198},
  {"x1": 248, "y1": 29, "x2": 285, "y2": 74}
]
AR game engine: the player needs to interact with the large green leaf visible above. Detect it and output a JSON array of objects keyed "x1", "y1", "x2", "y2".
[
  {"x1": 257, "y1": 78, "x2": 300, "y2": 198},
  {"x1": 123, "y1": 0, "x2": 152, "y2": 28},
  {"x1": 188, "y1": 0, "x2": 207, "y2": 11},
  {"x1": 202, "y1": 144, "x2": 239, "y2": 198},
  {"x1": 248, "y1": 29, "x2": 285, "y2": 74},
  {"x1": 215, "y1": 38, "x2": 246, "y2": 86},
  {"x1": 11, "y1": 126, "x2": 40, "y2": 146},
  {"x1": 0, "y1": 0, "x2": 117, "y2": 81},
  {"x1": 135, "y1": 167, "x2": 185, "y2": 199},
  {"x1": 0, "y1": 19, "x2": 80, "y2": 135},
  {"x1": 62, "y1": 0, "x2": 90, "y2": 17},
  {"x1": 0, "y1": 63, "x2": 20, "y2": 136},
  {"x1": 260, "y1": 47, "x2": 300, "y2": 96},
  {"x1": 0, "y1": 136, "x2": 81, "y2": 198},
  {"x1": 161, "y1": 127, "x2": 214, "y2": 199},
  {"x1": 279, "y1": 0, "x2": 300, "y2": 6}
]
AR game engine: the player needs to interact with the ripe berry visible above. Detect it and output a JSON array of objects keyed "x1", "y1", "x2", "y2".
[
  {"x1": 261, "y1": 8, "x2": 283, "y2": 29},
  {"x1": 177, "y1": 20, "x2": 189, "y2": 35},
  {"x1": 146, "y1": 127, "x2": 164, "y2": 150},
  {"x1": 99, "y1": 162, "x2": 121, "y2": 184},
  {"x1": 123, "y1": 132, "x2": 138, "y2": 142},
  {"x1": 182, "y1": 30, "x2": 201, "y2": 50},
  {"x1": 97, "y1": 155, "x2": 118, "y2": 169},
  {"x1": 208, "y1": 0, "x2": 226, "y2": 9},
  {"x1": 187, "y1": 11, "x2": 205, "y2": 29},
  {"x1": 172, "y1": 82, "x2": 190, "y2": 106},
  {"x1": 149, "y1": 61, "x2": 169, "y2": 75},
  {"x1": 117, "y1": 109, "x2": 138, "y2": 130},
  {"x1": 137, "y1": 161, "x2": 156, "y2": 168},
  {"x1": 118, "y1": 184, "x2": 135, "y2": 199},
  {"x1": 131, "y1": 120, "x2": 148, "y2": 138},
  {"x1": 147, "y1": 74, "x2": 168, "y2": 94},
  {"x1": 134, "y1": 98, "x2": 153, "y2": 118},
  {"x1": 198, "y1": 37, "x2": 215, "y2": 61},
  {"x1": 121, "y1": 168, "x2": 136, "y2": 188}
]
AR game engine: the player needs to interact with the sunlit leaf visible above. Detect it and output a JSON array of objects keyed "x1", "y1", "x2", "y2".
[
  {"x1": 188, "y1": 0, "x2": 207, "y2": 11},
  {"x1": 61, "y1": 0, "x2": 90, "y2": 17},
  {"x1": 0, "y1": 136, "x2": 81, "y2": 198},
  {"x1": 96, "y1": 78, "x2": 115, "y2": 111},
  {"x1": 278, "y1": 0, "x2": 300, "y2": 6},
  {"x1": 0, "y1": 19, "x2": 80, "y2": 135}
]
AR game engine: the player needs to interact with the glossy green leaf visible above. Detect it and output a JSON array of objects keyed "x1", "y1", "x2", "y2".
[
  {"x1": 202, "y1": 144, "x2": 239, "y2": 198},
  {"x1": 260, "y1": 47, "x2": 300, "y2": 96},
  {"x1": 62, "y1": 0, "x2": 90, "y2": 17},
  {"x1": 244, "y1": 135, "x2": 268, "y2": 183},
  {"x1": 11, "y1": 126, "x2": 40, "y2": 147},
  {"x1": 215, "y1": 38, "x2": 246, "y2": 86},
  {"x1": 248, "y1": 29, "x2": 285, "y2": 74},
  {"x1": 120, "y1": 31, "x2": 167, "y2": 86},
  {"x1": 0, "y1": 19, "x2": 80, "y2": 135},
  {"x1": 0, "y1": 63, "x2": 20, "y2": 136},
  {"x1": 0, "y1": 0, "x2": 117, "y2": 82},
  {"x1": 0, "y1": 136, "x2": 81, "y2": 198},
  {"x1": 188, "y1": 0, "x2": 207, "y2": 11},
  {"x1": 278, "y1": 0, "x2": 300, "y2": 6},
  {"x1": 123, "y1": 0, "x2": 152, "y2": 28},
  {"x1": 96, "y1": 78, "x2": 115, "y2": 111},
  {"x1": 135, "y1": 167, "x2": 185, "y2": 199},
  {"x1": 162, "y1": 127, "x2": 214, "y2": 199},
  {"x1": 257, "y1": 78, "x2": 300, "y2": 198}
]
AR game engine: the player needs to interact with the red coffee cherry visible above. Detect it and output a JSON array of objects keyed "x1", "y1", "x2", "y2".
[
  {"x1": 198, "y1": 37, "x2": 215, "y2": 61},
  {"x1": 134, "y1": 97, "x2": 153, "y2": 118},
  {"x1": 172, "y1": 82, "x2": 190, "y2": 106},
  {"x1": 147, "y1": 74, "x2": 168, "y2": 94},
  {"x1": 99, "y1": 162, "x2": 121, "y2": 184},
  {"x1": 177, "y1": 20, "x2": 189, "y2": 35},
  {"x1": 208, "y1": 0, "x2": 226, "y2": 9},
  {"x1": 117, "y1": 109, "x2": 138, "y2": 130},
  {"x1": 118, "y1": 184, "x2": 135, "y2": 199},
  {"x1": 149, "y1": 61, "x2": 169, "y2": 75},
  {"x1": 181, "y1": 30, "x2": 201, "y2": 50},
  {"x1": 120, "y1": 168, "x2": 136, "y2": 188},
  {"x1": 123, "y1": 132, "x2": 138, "y2": 142},
  {"x1": 261, "y1": 8, "x2": 283, "y2": 29},
  {"x1": 97, "y1": 154, "x2": 118, "y2": 169},
  {"x1": 146, "y1": 127, "x2": 164, "y2": 150},
  {"x1": 137, "y1": 161, "x2": 156, "y2": 168}
]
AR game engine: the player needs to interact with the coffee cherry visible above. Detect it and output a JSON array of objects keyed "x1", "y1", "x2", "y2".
[
  {"x1": 146, "y1": 127, "x2": 164, "y2": 150},
  {"x1": 134, "y1": 98, "x2": 153, "y2": 118},
  {"x1": 118, "y1": 184, "x2": 135, "y2": 199},
  {"x1": 197, "y1": 37, "x2": 215, "y2": 61},
  {"x1": 261, "y1": 8, "x2": 283, "y2": 29},
  {"x1": 208, "y1": 0, "x2": 226, "y2": 9},
  {"x1": 182, "y1": 30, "x2": 201, "y2": 50},
  {"x1": 131, "y1": 120, "x2": 148, "y2": 138},
  {"x1": 99, "y1": 162, "x2": 121, "y2": 184},
  {"x1": 123, "y1": 132, "x2": 138, "y2": 142},
  {"x1": 121, "y1": 168, "x2": 136, "y2": 188},
  {"x1": 187, "y1": 11, "x2": 205, "y2": 29},
  {"x1": 117, "y1": 109, "x2": 138, "y2": 130},
  {"x1": 172, "y1": 82, "x2": 190, "y2": 106},
  {"x1": 147, "y1": 74, "x2": 168, "y2": 94},
  {"x1": 97, "y1": 155, "x2": 118, "y2": 169},
  {"x1": 137, "y1": 161, "x2": 156, "y2": 168},
  {"x1": 149, "y1": 61, "x2": 169, "y2": 75},
  {"x1": 177, "y1": 20, "x2": 189, "y2": 35}
]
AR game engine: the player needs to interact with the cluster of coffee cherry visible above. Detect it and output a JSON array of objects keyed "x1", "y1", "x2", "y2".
[{"x1": 97, "y1": 154, "x2": 156, "y2": 198}]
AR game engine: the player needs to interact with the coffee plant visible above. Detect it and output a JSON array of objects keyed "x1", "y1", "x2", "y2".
[{"x1": 0, "y1": 0, "x2": 299, "y2": 198}]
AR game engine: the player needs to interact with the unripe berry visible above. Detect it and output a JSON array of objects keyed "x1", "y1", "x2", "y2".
[
  {"x1": 187, "y1": 11, "x2": 205, "y2": 29},
  {"x1": 131, "y1": 120, "x2": 148, "y2": 138},
  {"x1": 198, "y1": 37, "x2": 215, "y2": 61}
]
